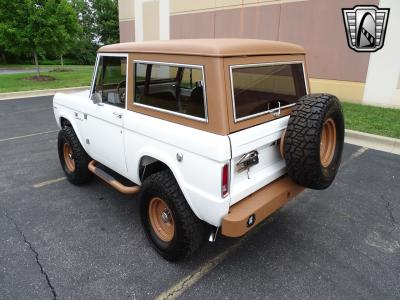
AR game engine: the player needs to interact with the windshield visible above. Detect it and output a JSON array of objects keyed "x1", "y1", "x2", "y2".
[{"x1": 230, "y1": 62, "x2": 307, "y2": 121}]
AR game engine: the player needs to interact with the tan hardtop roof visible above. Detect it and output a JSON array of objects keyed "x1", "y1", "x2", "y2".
[{"x1": 98, "y1": 39, "x2": 305, "y2": 57}]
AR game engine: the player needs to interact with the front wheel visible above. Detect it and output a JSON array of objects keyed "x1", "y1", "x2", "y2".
[
  {"x1": 57, "y1": 127, "x2": 92, "y2": 185},
  {"x1": 140, "y1": 170, "x2": 206, "y2": 261}
]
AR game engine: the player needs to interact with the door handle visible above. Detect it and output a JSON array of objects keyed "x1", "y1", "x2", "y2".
[{"x1": 113, "y1": 112, "x2": 123, "y2": 119}]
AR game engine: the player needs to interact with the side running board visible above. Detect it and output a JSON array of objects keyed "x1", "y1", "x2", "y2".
[{"x1": 88, "y1": 160, "x2": 140, "y2": 195}]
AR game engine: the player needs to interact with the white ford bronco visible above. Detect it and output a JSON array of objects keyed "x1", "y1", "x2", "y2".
[{"x1": 53, "y1": 39, "x2": 344, "y2": 261}]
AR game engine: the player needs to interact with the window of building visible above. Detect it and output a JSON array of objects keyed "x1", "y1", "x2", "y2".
[
  {"x1": 230, "y1": 62, "x2": 307, "y2": 121},
  {"x1": 91, "y1": 56, "x2": 127, "y2": 108},
  {"x1": 134, "y1": 61, "x2": 207, "y2": 120}
]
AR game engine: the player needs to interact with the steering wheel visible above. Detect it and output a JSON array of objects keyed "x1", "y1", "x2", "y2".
[{"x1": 116, "y1": 80, "x2": 126, "y2": 104}]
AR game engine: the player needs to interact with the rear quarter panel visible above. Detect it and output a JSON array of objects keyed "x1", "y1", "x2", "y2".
[{"x1": 123, "y1": 111, "x2": 232, "y2": 226}]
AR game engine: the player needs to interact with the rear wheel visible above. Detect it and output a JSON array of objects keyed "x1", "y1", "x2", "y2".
[
  {"x1": 283, "y1": 94, "x2": 344, "y2": 189},
  {"x1": 140, "y1": 170, "x2": 206, "y2": 261},
  {"x1": 58, "y1": 127, "x2": 92, "y2": 185}
]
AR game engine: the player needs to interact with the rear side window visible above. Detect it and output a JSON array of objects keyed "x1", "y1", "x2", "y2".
[
  {"x1": 134, "y1": 61, "x2": 207, "y2": 120},
  {"x1": 230, "y1": 62, "x2": 307, "y2": 121}
]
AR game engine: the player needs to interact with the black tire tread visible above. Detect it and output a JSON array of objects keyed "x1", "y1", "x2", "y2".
[
  {"x1": 58, "y1": 127, "x2": 92, "y2": 185},
  {"x1": 284, "y1": 93, "x2": 344, "y2": 189},
  {"x1": 140, "y1": 170, "x2": 205, "y2": 261}
]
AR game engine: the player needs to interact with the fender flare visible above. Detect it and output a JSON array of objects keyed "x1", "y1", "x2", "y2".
[
  {"x1": 58, "y1": 112, "x2": 89, "y2": 154},
  {"x1": 136, "y1": 149, "x2": 204, "y2": 221}
]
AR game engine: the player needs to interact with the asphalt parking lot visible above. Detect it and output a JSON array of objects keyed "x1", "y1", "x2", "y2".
[{"x1": 1, "y1": 96, "x2": 399, "y2": 300}]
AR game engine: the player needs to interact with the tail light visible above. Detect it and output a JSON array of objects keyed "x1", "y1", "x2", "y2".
[{"x1": 221, "y1": 163, "x2": 230, "y2": 198}]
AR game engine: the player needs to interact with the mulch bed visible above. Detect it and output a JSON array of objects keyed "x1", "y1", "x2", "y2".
[
  {"x1": 24, "y1": 75, "x2": 56, "y2": 81},
  {"x1": 49, "y1": 68, "x2": 72, "y2": 73}
]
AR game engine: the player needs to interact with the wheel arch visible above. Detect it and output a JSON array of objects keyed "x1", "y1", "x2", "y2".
[
  {"x1": 57, "y1": 114, "x2": 88, "y2": 153},
  {"x1": 136, "y1": 152, "x2": 203, "y2": 221}
]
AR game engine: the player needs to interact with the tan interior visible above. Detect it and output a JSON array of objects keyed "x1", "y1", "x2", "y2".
[{"x1": 221, "y1": 175, "x2": 304, "y2": 237}]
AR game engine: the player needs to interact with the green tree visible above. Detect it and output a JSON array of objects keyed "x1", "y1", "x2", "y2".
[
  {"x1": 92, "y1": 0, "x2": 119, "y2": 45},
  {"x1": 0, "y1": 2, "x2": 19, "y2": 64},
  {"x1": 69, "y1": 0, "x2": 97, "y2": 64},
  {"x1": 0, "y1": 0, "x2": 79, "y2": 77},
  {"x1": 52, "y1": 0, "x2": 80, "y2": 67}
]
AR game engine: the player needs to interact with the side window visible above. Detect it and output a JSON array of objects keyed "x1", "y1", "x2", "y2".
[
  {"x1": 134, "y1": 62, "x2": 207, "y2": 120},
  {"x1": 92, "y1": 56, "x2": 127, "y2": 108}
]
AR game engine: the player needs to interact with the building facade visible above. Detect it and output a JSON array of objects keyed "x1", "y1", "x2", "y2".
[{"x1": 118, "y1": 0, "x2": 400, "y2": 108}]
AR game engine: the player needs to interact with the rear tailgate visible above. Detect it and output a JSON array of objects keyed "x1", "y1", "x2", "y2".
[{"x1": 228, "y1": 116, "x2": 288, "y2": 205}]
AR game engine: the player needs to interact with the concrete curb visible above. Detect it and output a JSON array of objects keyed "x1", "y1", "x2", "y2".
[
  {"x1": 0, "y1": 86, "x2": 90, "y2": 101},
  {"x1": 345, "y1": 129, "x2": 400, "y2": 155}
]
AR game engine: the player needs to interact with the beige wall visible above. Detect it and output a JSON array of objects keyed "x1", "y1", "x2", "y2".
[
  {"x1": 170, "y1": 0, "x2": 379, "y2": 83},
  {"x1": 118, "y1": 0, "x2": 400, "y2": 106},
  {"x1": 142, "y1": 1, "x2": 160, "y2": 41},
  {"x1": 118, "y1": 0, "x2": 135, "y2": 21},
  {"x1": 119, "y1": 20, "x2": 135, "y2": 42}
]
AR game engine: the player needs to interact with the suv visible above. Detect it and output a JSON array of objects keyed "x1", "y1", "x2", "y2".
[{"x1": 53, "y1": 39, "x2": 344, "y2": 261}]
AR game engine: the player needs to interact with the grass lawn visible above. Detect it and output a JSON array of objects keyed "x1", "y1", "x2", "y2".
[
  {"x1": 0, "y1": 66, "x2": 93, "y2": 92},
  {"x1": 342, "y1": 102, "x2": 400, "y2": 139}
]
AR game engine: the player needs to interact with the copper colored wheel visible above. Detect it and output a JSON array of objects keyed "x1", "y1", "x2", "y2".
[
  {"x1": 63, "y1": 143, "x2": 75, "y2": 172},
  {"x1": 148, "y1": 197, "x2": 175, "y2": 242},
  {"x1": 320, "y1": 118, "x2": 337, "y2": 167}
]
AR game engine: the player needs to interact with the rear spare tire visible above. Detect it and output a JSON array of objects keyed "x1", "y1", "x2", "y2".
[{"x1": 283, "y1": 94, "x2": 344, "y2": 189}]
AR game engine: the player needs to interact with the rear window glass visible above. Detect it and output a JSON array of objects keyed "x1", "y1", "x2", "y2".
[
  {"x1": 134, "y1": 62, "x2": 207, "y2": 120},
  {"x1": 230, "y1": 63, "x2": 307, "y2": 121}
]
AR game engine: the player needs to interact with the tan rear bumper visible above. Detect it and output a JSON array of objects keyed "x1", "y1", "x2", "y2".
[{"x1": 221, "y1": 176, "x2": 304, "y2": 237}]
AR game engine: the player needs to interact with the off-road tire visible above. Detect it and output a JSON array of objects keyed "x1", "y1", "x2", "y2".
[
  {"x1": 140, "y1": 170, "x2": 206, "y2": 261},
  {"x1": 283, "y1": 93, "x2": 344, "y2": 189},
  {"x1": 57, "y1": 127, "x2": 92, "y2": 185}
]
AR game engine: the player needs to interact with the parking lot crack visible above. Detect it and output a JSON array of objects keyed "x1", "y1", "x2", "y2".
[
  {"x1": 164, "y1": 273, "x2": 196, "y2": 299},
  {"x1": 4, "y1": 211, "x2": 57, "y2": 300},
  {"x1": 385, "y1": 199, "x2": 398, "y2": 233}
]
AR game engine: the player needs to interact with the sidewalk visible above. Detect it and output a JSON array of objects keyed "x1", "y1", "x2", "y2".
[
  {"x1": 0, "y1": 86, "x2": 90, "y2": 101},
  {"x1": 345, "y1": 129, "x2": 400, "y2": 155}
]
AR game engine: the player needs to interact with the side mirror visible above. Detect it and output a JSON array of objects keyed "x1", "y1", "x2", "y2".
[{"x1": 91, "y1": 92, "x2": 102, "y2": 104}]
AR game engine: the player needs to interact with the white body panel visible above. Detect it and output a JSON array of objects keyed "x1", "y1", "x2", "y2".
[
  {"x1": 53, "y1": 92, "x2": 232, "y2": 226},
  {"x1": 84, "y1": 103, "x2": 126, "y2": 175},
  {"x1": 228, "y1": 116, "x2": 288, "y2": 205}
]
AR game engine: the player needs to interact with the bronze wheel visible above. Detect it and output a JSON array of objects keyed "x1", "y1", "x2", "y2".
[
  {"x1": 63, "y1": 143, "x2": 75, "y2": 172},
  {"x1": 140, "y1": 170, "x2": 206, "y2": 261},
  {"x1": 320, "y1": 118, "x2": 337, "y2": 167},
  {"x1": 148, "y1": 197, "x2": 175, "y2": 242}
]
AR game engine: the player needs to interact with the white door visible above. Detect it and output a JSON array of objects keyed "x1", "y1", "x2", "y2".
[{"x1": 87, "y1": 54, "x2": 128, "y2": 175}]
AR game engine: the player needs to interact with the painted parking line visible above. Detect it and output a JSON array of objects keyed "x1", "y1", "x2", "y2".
[
  {"x1": 156, "y1": 220, "x2": 269, "y2": 300},
  {"x1": 157, "y1": 146, "x2": 369, "y2": 299},
  {"x1": 0, "y1": 130, "x2": 58, "y2": 142},
  {"x1": 340, "y1": 146, "x2": 368, "y2": 170},
  {"x1": 33, "y1": 177, "x2": 66, "y2": 188},
  {"x1": 156, "y1": 244, "x2": 241, "y2": 300}
]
